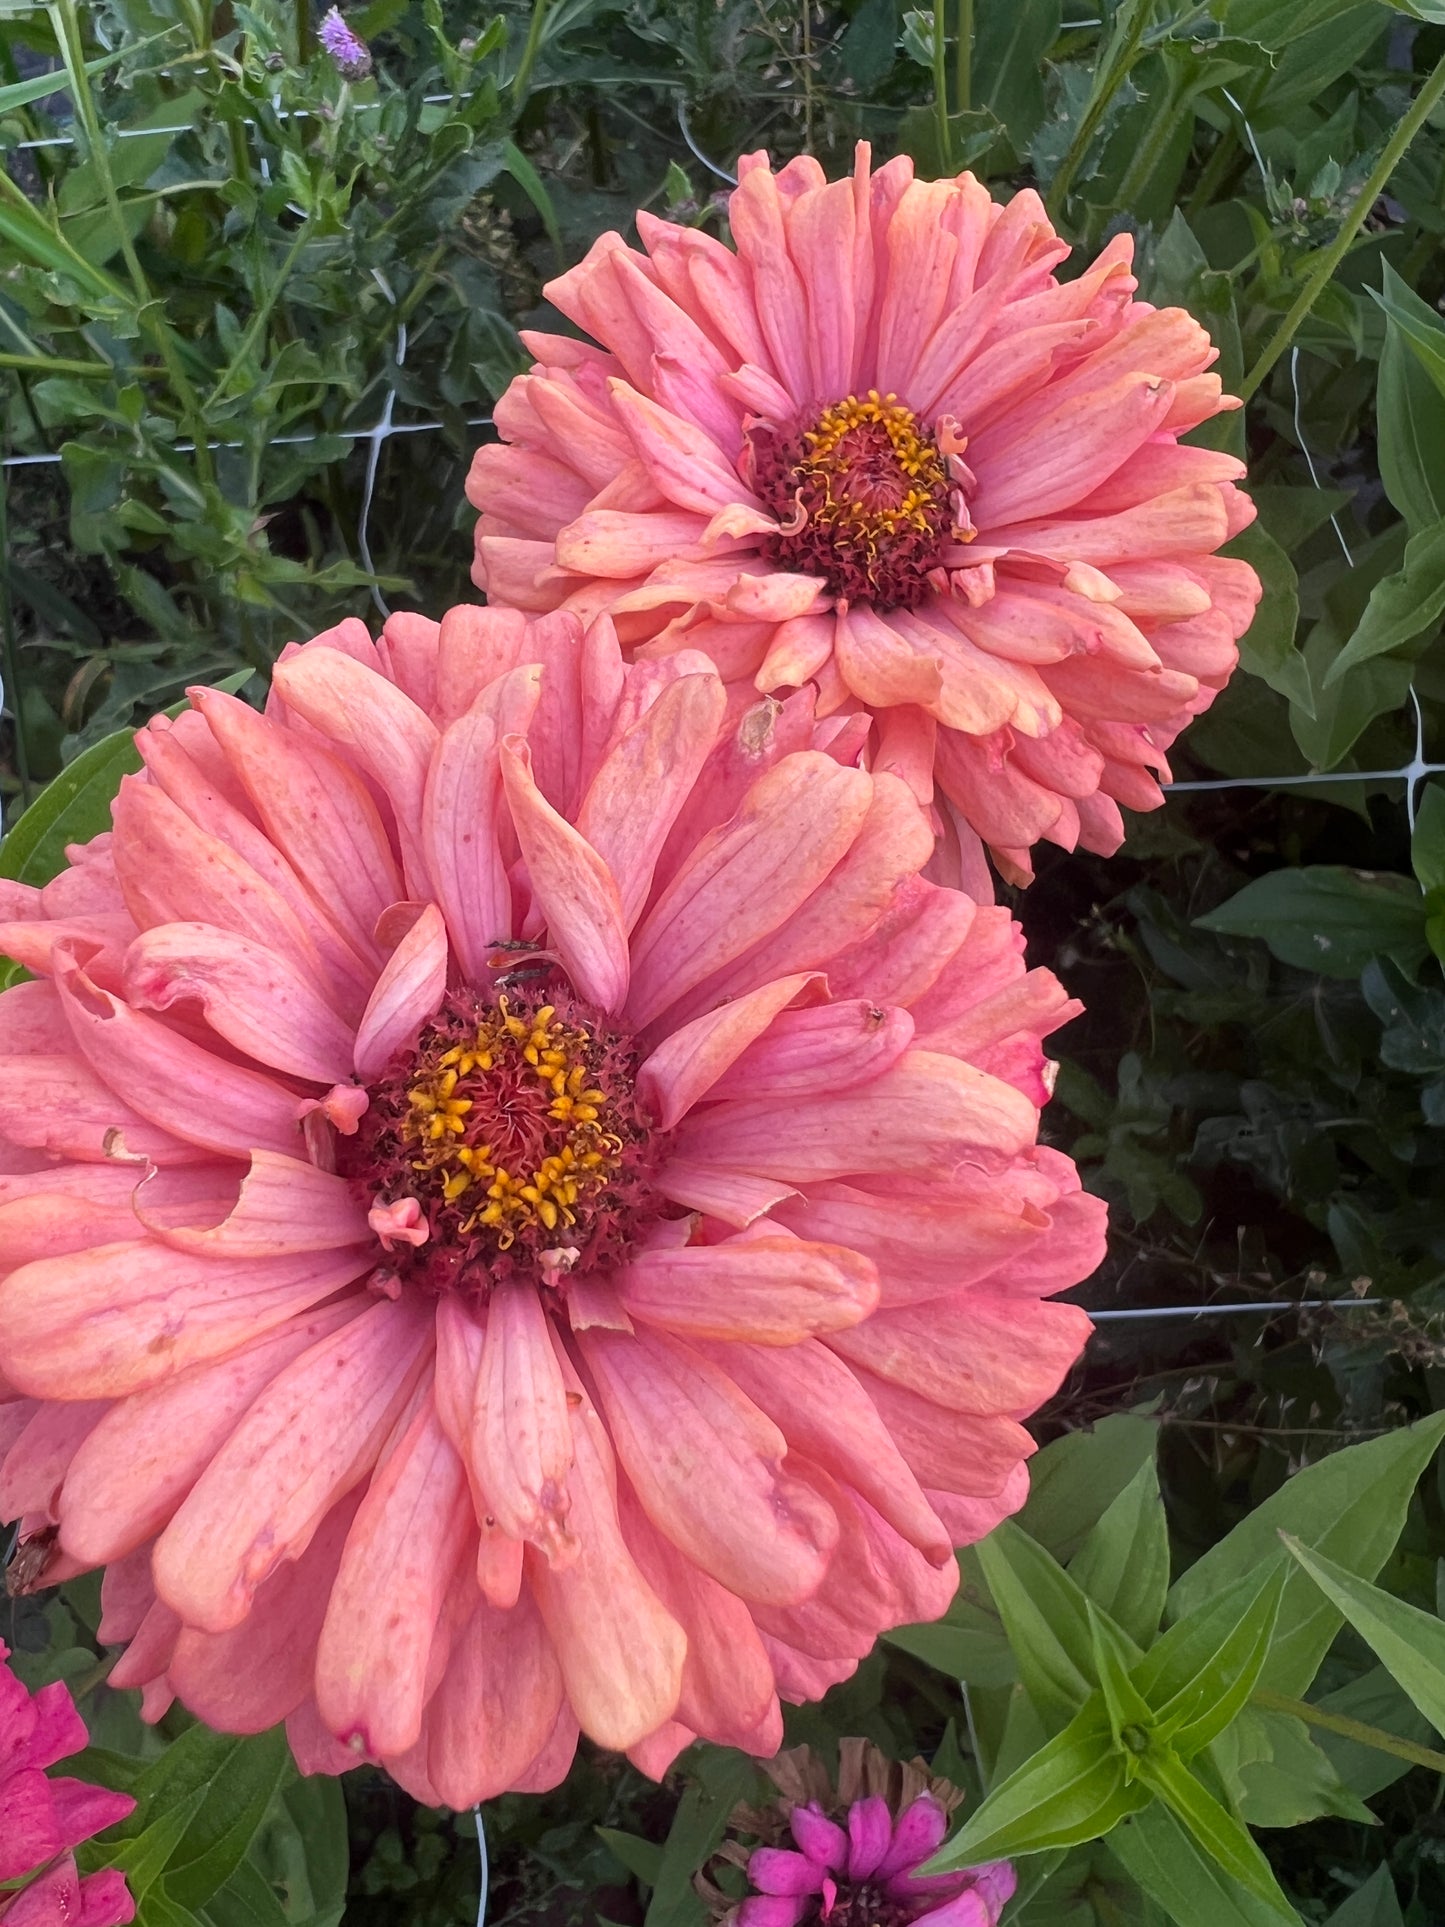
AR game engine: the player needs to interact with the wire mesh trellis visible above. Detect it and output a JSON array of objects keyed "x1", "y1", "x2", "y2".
[{"x1": 0, "y1": 52, "x2": 1426, "y2": 1354}]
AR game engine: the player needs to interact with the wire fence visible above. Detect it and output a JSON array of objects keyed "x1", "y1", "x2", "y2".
[{"x1": 0, "y1": 48, "x2": 1430, "y2": 1350}]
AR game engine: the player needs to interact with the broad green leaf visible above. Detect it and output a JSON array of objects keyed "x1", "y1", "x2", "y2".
[
  {"x1": 1194, "y1": 867, "x2": 1429, "y2": 981},
  {"x1": 195, "y1": 1854, "x2": 292, "y2": 1927},
  {"x1": 1321, "y1": 1865, "x2": 1405, "y2": 1927},
  {"x1": 1222, "y1": 1709, "x2": 1376, "y2": 1828},
  {"x1": 1372, "y1": 268, "x2": 1445, "y2": 403},
  {"x1": 0, "y1": 722, "x2": 141, "y2": 886},
  {"x1": 1376, "y1": 264, "x2": 1445, "y2": 531},
  {"x1": 1281, "y1": 1537, "x2": 1445, "y2": 1738},
  {"x1": 1167, "y1": 1414, "x2": 1445, "y2": 1696},
  {"x1": 1142, "y1": 1567, "x2": 1286, "y2": 1758},
  {"x1": 1323, "y1": 520, "x2": 1445, "y2": 686},
  {"x1": 974, "y1": 0, "x2": 1062, "y2": 152},
  {"x1": 251, "y1": 1774, "x2": 347, "y2": 1927},
  {"x1": 976, "y1": 1521, "x2": 1137, "y2": 1733},
  {"x1": 1108, "y1": 1804, "x2": 1302, "y2": 1927},
  {"x1": 1139, "y1": 1750, "x2": 1299, "y2": 1914},
  {"x1": 645, "y1": 1747, "x2": 757, "y2": 1927},
  {"x1": 1018, "y1": 1415, "x2": 1161, "y2": 1564},
  {"x1": 1227, "y1": 523, "x2": 1312, "y2": 713},
  {"x1": 925, "y1": 1697, "x2": 1146, "y2": 1870},
  {"x1": 162, "y1": 1728, "x2": 292, "y2": 1909},
  {"x1": 597, "y1": 1827, "x2": 664, "y2": 1887},
  {"x1": 1070, "y1": 1459, "x2": 1170, "y2": 1648}
]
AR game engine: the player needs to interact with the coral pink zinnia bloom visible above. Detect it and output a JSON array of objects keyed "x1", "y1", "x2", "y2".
[
  {"x1": 0, "y1": 1638, "x2": 135, "y2": 1926},
  {"x1": 0, "y1": 607, "x2": 1102, "y2": 1805},
  {"x1": 466, "y1": 144, "x2": 1261, "y2": 885}
]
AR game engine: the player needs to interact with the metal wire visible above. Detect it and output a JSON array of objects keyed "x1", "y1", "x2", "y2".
[
  {"x1": 474, "y1": 1806, "x2": 490, "y2": 1927},
  {"x1": 1090, "y1": 1299, "x2": 1382, "y2": 1322}
]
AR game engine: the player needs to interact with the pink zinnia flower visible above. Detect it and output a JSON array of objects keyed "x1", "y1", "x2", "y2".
[
  {"x1": 0, "y1": 1638, "x2": 135, "y2": 1926},
  {"x1": 466, "y1": 144, "x2": 1261, "y2": 884},
  {"x1": 743, "y1": 1794, "x2": 1012, "y2": 1927},
  {"x1": 0, "y1": 607, "x2": 1102, "y2": 1804}
]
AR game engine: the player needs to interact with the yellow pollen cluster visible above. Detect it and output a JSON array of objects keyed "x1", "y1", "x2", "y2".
[
  {"x1": 798, "y1": 390, "x2": 949, "y2": 540},
  {"x1": 402, "y1": 1001, "x2": 623, "y2": 1249}
]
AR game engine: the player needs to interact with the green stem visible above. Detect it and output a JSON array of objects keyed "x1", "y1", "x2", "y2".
[
  {"x1": 204, "y1": 225, "x2": 311, "y2": 409},
  {"x1": 1240, "y1": 49, "x2": 1445, "y2": 402},
  {"x1": 932, "y1": 1, "x2": 952, "y2": 171},
  {"x1": 48, "y1": 0, "x2": 216, "y2": 489},
  {"x1": 1046, "y1": 0, "x2": 1156, "y2": 223},
  {"x1": 1186, "y1": 124, "x2": 1239, "y2": 221},
  {"x1": 1112, "y1": 74, "x2": 1186, "y2": 214},
  {"x1": 511, "y1": 0, "x2": 552, "y2": 107},
  {"x1": 296, "y1": 0, "x2": 310, "y2": 67},
  {"x1": 1251, "y1": 1688, "x2": 1445, "y2": 1774},
  {"x1": 0, "y1": 352, "x2": 113, "y2": 377},
  {"x1": 955, "y1": 0, "x2": 972, "y2": 117},
  {"x1": 0, "y1": 464, "x2": 30, "y2": 810}
]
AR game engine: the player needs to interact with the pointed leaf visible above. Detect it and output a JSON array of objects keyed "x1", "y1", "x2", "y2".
[
  {"x1": 1071, "y1": 1457, "x2": 1171, "y2": 1647},
  {"x1": 1018, "y1": 1414, "x2": 1160, "y2": 1563},
  {"x1": 1109, "y1": 1804, "x2": 1303, "y2": 1927},
  {"x1": 1281, "y1": 1536, "x2": 1445, "y2": 1738},
  {"x1": 924, "y1": 1696, "x2": 1147, "y2": 1871},
  {"x1": 1322, "y1": 1864, "x2": 1405, "y2": 1927},
  {"x1": 1166, "y1": 1413, "x2": 1445, "y2": 1695},
  {"x1": 1139, "y1": 1751, "x2": 1303, "y2": 1916},
  {"x1": 1143, "y1": 1566, "x2": 1286, "y2": 1758},
  {"x1": 1088, "y1": 1600, "x2": 1155, "y2": 1754}
]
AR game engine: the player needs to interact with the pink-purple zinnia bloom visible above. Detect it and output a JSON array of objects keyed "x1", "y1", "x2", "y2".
[
  {"x1": 0, "y1": 1638, "x2": 135, "y2": 1925},
  {"x1": 318, "y1": 6, "x2": 372, "y2": 81},
  {"x1": 741, "y1": 1792, "x2": 1013, "y2": 1927}
]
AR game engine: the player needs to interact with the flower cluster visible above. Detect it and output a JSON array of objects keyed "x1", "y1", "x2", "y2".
[
  {"x1": 0, "y1": 142, "x2": 1254, "y2": 1865},
  {"x1": 468, "y1": 143, "x2": 1258, "y2": 885},
  {"x1": 0, "y1": 1639, "x2": 135, "y2": 1925}
]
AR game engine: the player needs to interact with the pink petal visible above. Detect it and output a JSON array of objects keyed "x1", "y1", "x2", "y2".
[
  {"x1": 151, "y1": 1295, "x2": 432, "y2": 1631},
  {"x1": 352, "y1": 902, "x2": 448, "y2": 1081},
  {"x1": 526, "y1": 1368, "x2": 686, "y2": 1751},
  {"x1": 416, "y1": 1588, "x2": 567, "y2": 1807},
  {"x1": 468, "y1": 1282, "x2": 575, "y2": 1558},
  {"x1": 579, "y1": 1326, "x2": 838, "y2": 1606},
  {"x1": 316, "y1": 1399, "x2": 472, "y2": 1755},
  {"x1": 500, "y1": 737, "x2": 630, "y2": 1012},
  {"x1": 827, "y1": 1290, "x2": 1092, "y2": 1417},
  {"x1": 123, "y1": 922, "x2": 356, "y2": 1085},
  {"x1": 618, "y1": 1236, "x2": 878, "y2": 1344},
  {"x1": 0, "y1": 1241, "x2": 373, "y2": 1402},
  {"x1": 575, "y1": 672, "x2": 727, "y2": 929},
  {"x1": 60, "y1": 1300, "x2": 363, "y2": 1564},
  {"x1": 133, "y1": 1152, "x2": 368, "y2": 1258},
  {"x1": 54, "y1": 944, "x2": 303, "y2": 1160},
  {"x1": 748, "y1": 1848, "x2": 826, "y2": 1899},
  {"x1": 626, "y1": 753, "x2": 872, "y2": 1028},
  {"x1": 707, "y1": 1000, "x2": 914, "y2": 1102},
  {"x1": 422, "y1": 709, "x2": 515, "y2": 985},
  {"x1": 835, "y1": 605, "x2": 944, "y2": 710},
  {"x1": 847, "y1": 1795, "x2": 894, "y2": 1878},
  {"x1": 635, "y1": 972, "x2": 822, "y2": 1129}
]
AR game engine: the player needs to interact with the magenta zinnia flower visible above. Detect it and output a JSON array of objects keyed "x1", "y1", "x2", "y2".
[
  {"x1": 0, "y1": 1638, "x2": 135, "y2": 1926},
  {"x1": 0, "y1": 608, "x2": 1102, "y2": 1803},
  {"x1": 466, "y1": 145, "x2": 1261, "y2": 884},
  {"x1": 743, "y1": 1795, "x2": 1012, "y2": 1927}
]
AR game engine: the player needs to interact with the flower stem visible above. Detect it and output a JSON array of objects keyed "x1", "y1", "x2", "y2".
[
  {"x1": 932, "y1": 1, "x2": 952, "y2": 170},
  {"x1": 1046, "y1": 0, "x2": 1156, "y2": 223},
  {"x1": 1240, "y1": 51, "x2": 1445, "y2": 402},
  {"x1": 955, "y1": 0, "x2": 973, "y2": 116},
  {"x1": 511, "y1": 0, "x2": 552, "y2": 108},
  {"x1": 1251, "y1": 1686, "x2": 1445, "y2": 1774}
]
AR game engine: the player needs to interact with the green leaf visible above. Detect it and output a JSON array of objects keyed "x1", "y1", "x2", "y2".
[
  {"x1": 1323, "y1": 520, "x2": 1445, "y2": 686},
  {"x1": 974, "y1": 0, "x2": 1062, "y2": 152},
  {"x1": 1088, "y1": 1601, "x2": 1156, "y2": 1754},
  {"x1": 1139, "y1": 1566, "x2": 1286, "y2": 1758},
  {"x1": 1138, "y1": 1749, "x2": 1299, "y2": 1914},
  {"x1": 1070, "y1": 1459, "x2": 1170, "y2": 1648},
  {"x1": 1223, "y1": 1709, "x2": 1377, "y2": 1828},
  {"x1": 975, "y1": 1521, "x2": 1136, "y2": 1733},
  {"x1": 1376, "y1": 264, "x2": 1445, "y2": 531},
  {"x1": 1108, "y1": 1803, "x2": 1302, "y2": 1927},
  {"x1": 1371, "y1": 263, "x2": 1445, "y2": 403},
  {"x1": 1281, "y1": 1537, "x2": 1445, "y2": 1738},
  {"x1": 1194, "y1": 867, "x2": 1429, "y2": 981},
  {"x1": 501, "y1": 139, "x2": 561, "y2": 254},
  {"x1": 645, "y1": 1747, "x2": 757, "y2": 1927},
  {"x1": 1313, "y1": 1666, "x2": 1436, "y2": 1798},
  {"x1": 0, "y1": 722, "x2": 140, "y2": 885},
  {"x1": 1166, "y1": 1414, "x2": 1445, "y2": 1697},
  {"x1": 1018, "y1": 1415, "x2": 1161, "y2": 1564},
  {"x1": 1227, "y1": 523, "x2": 1312, "y2": 714},
  {"x1": 597, "y1": 1828, "x2": 664, "y2": 1887},
  {"x1": 925, "y1": 1697, "x2": 1147, "y2": 1870},
  {"x1": 1322, "y1": 1865, "x2": 1405, "y2": 1927}
]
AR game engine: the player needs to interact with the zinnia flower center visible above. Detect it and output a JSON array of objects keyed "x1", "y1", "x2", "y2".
[
  {"x1": 750, "y1": 392, "x2": 959, "y2": 611},
  {"x1": 338, "y1": 985, "x2": 668, "y2": 1296},
  {"x1": 815, "y1": 1882, "x2": 913, "y2": 1927}
]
